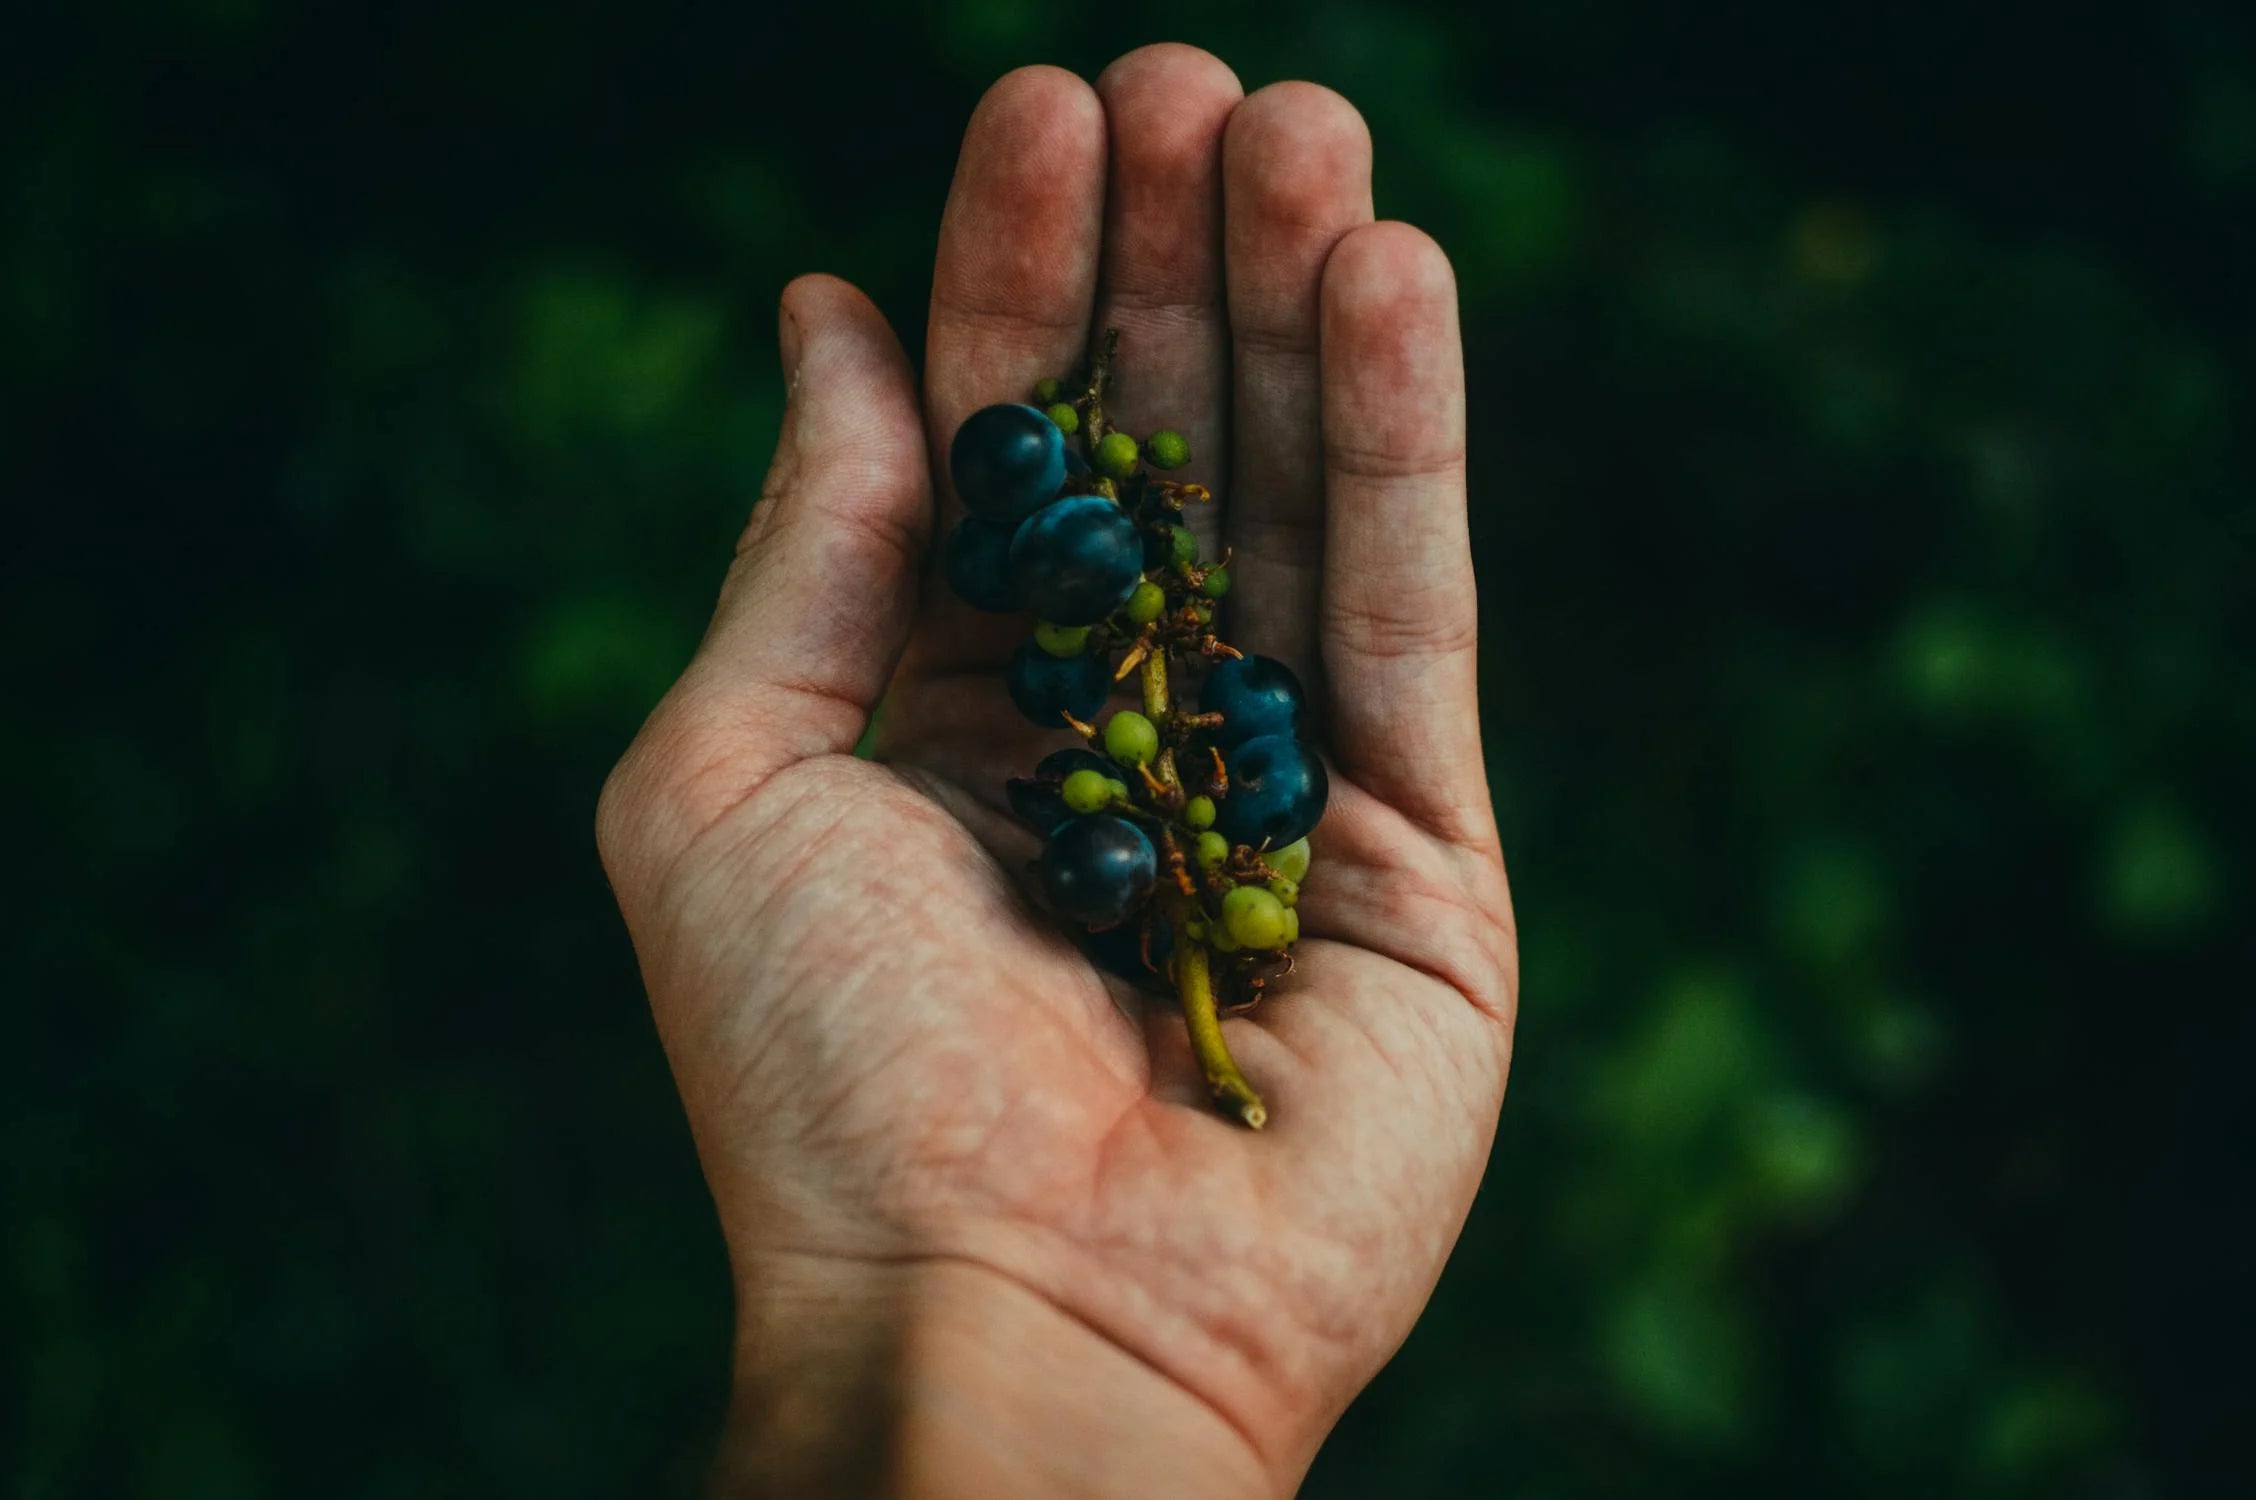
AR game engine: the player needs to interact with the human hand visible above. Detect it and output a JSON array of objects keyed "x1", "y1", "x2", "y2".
[{"x1": 597, "y1": 44, "x2": 1517, "y2": 1499}]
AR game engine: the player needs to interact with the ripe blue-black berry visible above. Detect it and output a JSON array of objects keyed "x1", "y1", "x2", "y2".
[
  {"x1": 1198, "y1": 654, "x2": 1307, "y2": 748},
  {"x1": 1213, "y1": 734, "x2": 1329, "y2": 849},
  {"x1": 1005, "y1": 780, "x2": 1067, "y2": 833},
  {"x1": 1007, "y1": 640, "x2": 1111, "y2": 727},
  {"x1": 1009, "y1": 494, "x2": 1143, "y2": 626},
  {"x1": 1041, "y1": 815, "x2": 1158, "y2": 928},
  {"x1": 943, "y1": 518, "x2": 1023, "y2": 613},
  {"x1": 1038, "y1": 746, "x2": 1115, "y2": 782},
  {"x1": 952, "y1": 404, "x2": 1068, "y2": 524},
  {"x1": 1078, "y1": 913, "x2": 1173, "y2": 992}
]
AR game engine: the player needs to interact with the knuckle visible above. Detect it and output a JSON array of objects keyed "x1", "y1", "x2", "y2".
[
  {"x1": 1326, "y1": 575, "x2": 1479, "y2": 663},
  {"x1": 1322, "y1": 433, "x2": 1467, "y2": 485}
]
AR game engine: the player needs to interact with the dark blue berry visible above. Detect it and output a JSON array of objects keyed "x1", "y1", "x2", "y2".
[
  {"x1": 1079, "y1": 912, "x2": 1174, "y2": 993},
  {"x1": 1006, "y1": 640, "x2": 1110, "y2": 727},
  {"x1": 1040, "y1": 814, "x2": 1158, "y2": 928},
  {"x1": 1213, "y1": 734, "x2": 1328, "y2": 849},
  {"x1": 1063, "y1": 447, "x2": 1092, "y2": 480},
  {"x1": 1005, "y1": 747, "x2": 1120, "y2": 833},
  {"x1": 1198, "y1": 654, "x2": 1307, "y2": 748},
  {"x1": 943, "y1": 518, "x2": 1023, "y2": 612},
  {"x1": 1140, "y1": 525, "x2": 1171, "y2": 570},
  {"x1": 1008, "y1": 495, "x2": 1142, "y2": 626},
  {"x1": 952, "y1": 403, "x2": 1069, "y2": 524},
  {"x1": 1037, "y1": 747, "x2": 1116, "y2": 781},
  {"x1": 1005, "y1": 778, "x2": 1069, "y2": 834}
]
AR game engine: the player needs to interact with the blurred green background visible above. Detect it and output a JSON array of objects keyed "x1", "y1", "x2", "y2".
[{"x1": 7, "y1": 1, "x2": 2252, "y2": 1495}]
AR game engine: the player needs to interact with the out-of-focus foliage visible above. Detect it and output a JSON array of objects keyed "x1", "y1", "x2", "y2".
[{"x1": 6, "y1": 2, "x2": 2251, "y2": 1496}]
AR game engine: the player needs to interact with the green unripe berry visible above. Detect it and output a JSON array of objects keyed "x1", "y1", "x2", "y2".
[
  {"x1": 1105, "y1": 778, "x2": 1131, "y2": 803},
  {"x1": 1032, "y1": 376, "x2": 1064, "y2": 404},
  {"x1": 1103, "y1": 710, "x2": 1159, "y2": 767},
  {"x1": 1190, "y1": 602, "x2": 1215, "y2": 624},
  {"x1": 1045, "y1": 402, "x2": 1080, "y2": 434},
  {"x1": 1167, "y1": 526, "x2": 1199, "y2": 566},
  {"x1": 1199, "y1": 565, "x2": 1231, "y2": 599},
  {"x1": 1183, "y1": 795, "x2": 1216, "y2": 830},
  {"x1": 1266, "y1": 875, "x2": 1299, "y2": 907},
  {"x1": 1184, "y1": 920, "x2": 1207, "y2": 942},
  {"x1": 1194, "y1": 831, "x2": 1230, "y2": 870},
  {"x1": 1209, "y1": 926, "x2": 1242, "y2": 953},
  {"x1": 1033, "y1": 621, "x2": 1090, "y2": 657},
  {"x1": 1270, "y1": 837, "x2": 1312, "y2": 883},
  {"x1": 1282, "y1": 908, "x2": 1300, "y2": 945},
  {"x1": 1123, "y1": 580, "x2": 1167, "y2": 625},
  {"x1": 1144, "y1": 428, "x2": 1190, "y2": 470},
  {"x1": 1221, "y1": 885, "x2": 1290, "y2": 950},
  {"x1": 1093, "y1": 431, "x2": 1140, "y2": 480},
  {"x1": 1061, "y1": 768, "x2": 1113, "y2": 814}
]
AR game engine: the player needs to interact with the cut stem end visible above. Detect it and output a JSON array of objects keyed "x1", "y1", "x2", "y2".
[{"x1": 1172, "y1": 921, "x2": 1268, "y2": 1131}]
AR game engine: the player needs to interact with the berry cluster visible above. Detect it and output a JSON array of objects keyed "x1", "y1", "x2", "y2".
[{"x1": 944, "y1": 333, "x2": 1325, "y2": 1128}]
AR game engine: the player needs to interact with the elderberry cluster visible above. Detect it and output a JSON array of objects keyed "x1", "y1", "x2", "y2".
[{"x1": 943, "y1": 341, "x2": 1328, "y2": 1116}]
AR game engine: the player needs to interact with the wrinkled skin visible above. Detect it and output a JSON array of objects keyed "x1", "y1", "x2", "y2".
[{"x1": 598, "y1": 45, "x2": 1518, "y2": 1498}]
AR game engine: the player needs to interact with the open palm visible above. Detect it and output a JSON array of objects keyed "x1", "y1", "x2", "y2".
[{"x1": 598, "y1": 46, "x2": 1517, "y2": 1497}]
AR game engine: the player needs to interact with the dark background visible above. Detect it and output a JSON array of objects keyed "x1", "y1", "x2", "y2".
[{"x1": 7, "y1": 1, "x2": 2252, "y2": 1495}]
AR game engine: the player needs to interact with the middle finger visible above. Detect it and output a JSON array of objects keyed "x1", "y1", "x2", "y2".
[{"x1": 1088, "y1": 44, "x2": 1242, "y2": 560}]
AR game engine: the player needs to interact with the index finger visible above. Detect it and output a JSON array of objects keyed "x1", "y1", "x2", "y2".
[{"x1": 907, "y1": 66, "x2": 1109, "y2": 683}]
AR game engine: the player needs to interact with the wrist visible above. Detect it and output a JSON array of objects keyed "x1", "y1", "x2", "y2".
[{"x1": 716, "y1": 1251, "x2": 1278, "y2": 1500}]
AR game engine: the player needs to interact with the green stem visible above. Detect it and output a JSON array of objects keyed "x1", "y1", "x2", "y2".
[
  {"x1": 1171, "y1": 911, "x2": 1267, "y2": 1130},
  {"x1": 1081, "y1": 327, "x2": 1120, "y2": 444},
  {"x1": 1147, "y1": 646, "x2": 1263, "y2": 1129},
  {"x1": 1140, "y1": 649, "x2": 1168, "y2": 721}
]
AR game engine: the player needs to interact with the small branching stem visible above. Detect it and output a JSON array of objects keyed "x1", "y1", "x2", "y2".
[{"x1": 1081, "y1": 329, "x2": 1120, "y2": 443}]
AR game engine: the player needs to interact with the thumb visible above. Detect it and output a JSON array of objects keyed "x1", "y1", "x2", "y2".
[{"x1": 599, "y1": 274, "x2": 932, "y2": 886}]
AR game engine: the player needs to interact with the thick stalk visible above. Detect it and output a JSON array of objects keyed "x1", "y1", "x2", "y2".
[
  {"x1": 1147, "y1": 648, "x2": 1263, "y2": 1128},
  {"x1": 1140, "y1": 649, "x2": 1168, "y2": 721},
  {"x1": 1170, "y1": 908, "x2": 1268, "y2": 1130}
]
